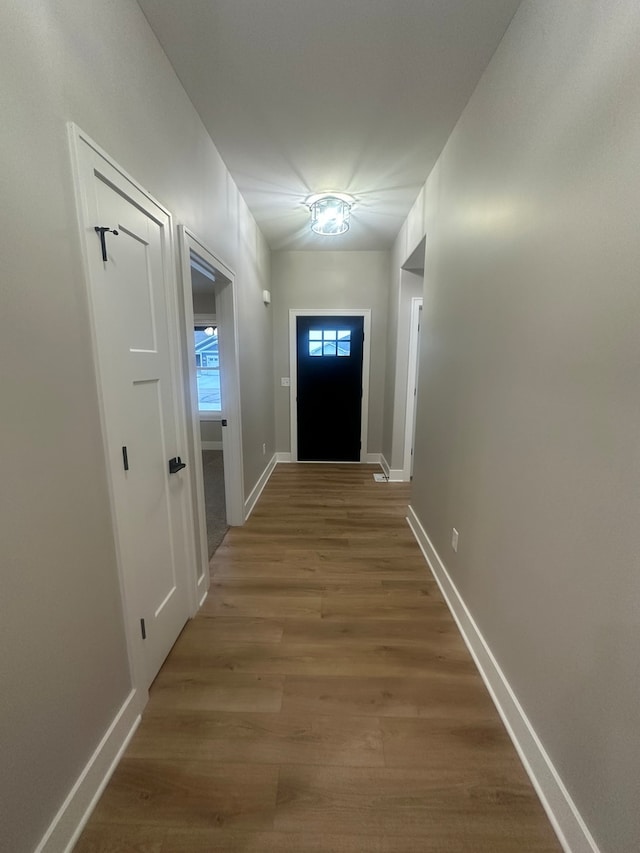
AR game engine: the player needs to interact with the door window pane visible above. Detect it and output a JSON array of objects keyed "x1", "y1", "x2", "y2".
[
  {"x1": 194, "y1": 326, "x2": 221, "y2": 412},
  {"x1": 308, "y1": 328, "x2": 352, "y2": 357}
]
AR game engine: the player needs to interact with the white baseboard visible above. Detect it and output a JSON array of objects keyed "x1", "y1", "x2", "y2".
[
  {"x1": 201, "y1": 440, "x2": 223, "y2": 450},
  {"x1": 244, "y1": 453, "x2": 277, "y2": 520},
  {"x1": 36, "y1": 690, "x2": 141, "y2": 853},
  {"x1": 196, "y1": 569, "x2": 210, "y2": 607},
  {"x1": 276, "y1": 452, "x2": 381, "y2": 465},
  {"x1": 406, "y1": 506, "x2": 600, "y2": 853},
  {"x1": 380, "y1": 454, "x2": 405, "y2": 481}
]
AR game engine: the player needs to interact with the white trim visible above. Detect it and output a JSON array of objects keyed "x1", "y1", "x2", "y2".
[
  {"x1": 289, "y1": 308, "x2": 371, "y2": 462},
  {"x1": 291, "y1": 460, "x2": 372, "y2": 466},
  {"x1": 365, "y1": 452, "x2": 382, "y2": 464},
  {"x1": 201, "y1": 441, "x2": 223, "y2": 450},
  {"x1": 276, "y1": 452, "x2": 292, "y2": 462},
  {"x1": 380, "y1": 455, "x2": 404, "y2": 481},
  {"x1": 403, "y1": 297, "x2": 423, "y2": 480},
  {"x1": 380, "y1": 454, "x2": 391, "y2": 478},
  {"x1": 244, "y1": 454, "x2": 278, "y2": 520},
  {"x1": 406, "y1": 506, "x2": 601, "y2": 853},
  {"x1": 193, "y1": 312, "x2": 217, "y2": 325},
  {"x1": 35, "y1": 691, "x2": 140, "y2": 853},
  {"x1": 178, "y1": 227, "x2": 245, "y2": 612}
]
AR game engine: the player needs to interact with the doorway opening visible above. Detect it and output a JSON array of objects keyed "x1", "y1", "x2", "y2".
[
  {"x1": 400, "y1": 237, "x2": 426, "y2": 482},
  {"x1": 179, "y1": 228, "x2": 244, "y2": 605},
  {"x1": 404, "y1": 297, "x2": 423, "y2": 480},
  {"x1": 191, "y1": 269, "x2": 227, "y2": 558}
]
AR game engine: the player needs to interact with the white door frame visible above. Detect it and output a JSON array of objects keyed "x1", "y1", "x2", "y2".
[
  {"x1": 68, "y1": 123, "x2": 197, "y2": 695},
  {"x1": 289, "y1": 308, "x2": 371, "y2": 462},
  {"x1": 403, "y1": 297, "x2": 423, "y2": 480},
  {"x1": 178, "y1": 227, "x2": 244, "y2": 603}
]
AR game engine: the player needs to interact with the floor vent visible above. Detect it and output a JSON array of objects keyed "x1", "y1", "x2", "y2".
[{"x1": 373, "y1": 472, "x2": 389, "y2": 483}]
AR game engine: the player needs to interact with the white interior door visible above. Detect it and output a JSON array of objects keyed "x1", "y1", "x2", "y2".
[{"x1": 73, "y1": 129, "x2": 193, "y2": 688}]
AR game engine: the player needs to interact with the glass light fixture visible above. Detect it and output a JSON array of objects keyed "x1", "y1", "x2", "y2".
[{"x1": 306, "y1": 192, "x2": 355, "y2": 236}]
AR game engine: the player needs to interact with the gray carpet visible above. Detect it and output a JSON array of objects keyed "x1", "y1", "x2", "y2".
[{"x1": 202, "y1": 450, "x2": 228, "y2": 557}]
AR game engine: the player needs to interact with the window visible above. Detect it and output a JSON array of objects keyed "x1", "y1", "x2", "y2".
[
  {"x1": 309, "y1": 329, "x2": 351, "y2": 357},
  {"x1": 194, "y1": 325, "x2": 221, "y2": 413}
]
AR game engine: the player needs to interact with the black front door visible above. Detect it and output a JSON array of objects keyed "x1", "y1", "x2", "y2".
[{"x1": 296, "y1": 315, "x2": 364, "y2": 461}]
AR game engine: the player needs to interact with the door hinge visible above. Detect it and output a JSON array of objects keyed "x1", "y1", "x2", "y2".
[
  {"x1": 140, "y1": 618, "x2": 146, "y2": 640},
  {"x1": 122, "y1": 446, "x2": 129, "y2": 471}
]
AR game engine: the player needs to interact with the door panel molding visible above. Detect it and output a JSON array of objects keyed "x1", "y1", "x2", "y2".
[{"x1": 289, "y1": 308, "x2": 371, "y2": 462}]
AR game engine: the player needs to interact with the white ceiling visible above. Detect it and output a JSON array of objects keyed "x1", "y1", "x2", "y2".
[{"x1": 138, "y1": 0, "x2": 521, "y2": 251}]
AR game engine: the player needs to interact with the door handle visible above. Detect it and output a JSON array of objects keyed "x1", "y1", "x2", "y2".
[{"x1": 168, "y1": 456, "x2": 186, "y2": 474}]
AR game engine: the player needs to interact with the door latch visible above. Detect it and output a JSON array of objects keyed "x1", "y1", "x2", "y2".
[{"x1": 168, "y1": 456, "x2": 186, "y2": 474}]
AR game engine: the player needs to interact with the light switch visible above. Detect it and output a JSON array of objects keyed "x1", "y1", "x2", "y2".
[{"x1": 281, "y1": 377, "x2": 291, "y2": 387}]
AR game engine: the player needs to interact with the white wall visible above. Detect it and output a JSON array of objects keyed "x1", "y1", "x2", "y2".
[
  {"x1": 192, "y1": 288, "x2": 216, "y2": 316},
  {"x1": 200, "y1": 421, "x2": 223, "y2": 444},
  {"x1": 404, "y1": 1, "x2": 640, "y2": 851},
  {"x1": 0, "y1": 1, "x2": 271, "y2": 850},
  {"x1": 381, "y1": 245, "x2": 403, "y2": 468},
  {"x1": 237, "y1": 222, "x2": 275, "y2": 492},
  {"x1": 271, "y1": 251, "x2": 390, "y2": 455}
]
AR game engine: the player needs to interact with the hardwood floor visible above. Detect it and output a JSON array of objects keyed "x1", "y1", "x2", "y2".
[{"x1": 75, "y1": 464, "x2": 561, "y2": 852}]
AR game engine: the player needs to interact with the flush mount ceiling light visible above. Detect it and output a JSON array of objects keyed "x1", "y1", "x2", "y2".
[{"x1": 305, "y1": 192, "x2": 355, "y2": 236}]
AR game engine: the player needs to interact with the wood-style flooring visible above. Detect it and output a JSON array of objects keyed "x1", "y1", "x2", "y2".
[{"x1": 75, "y1": 464, "x2": 561, "y2": 852}]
